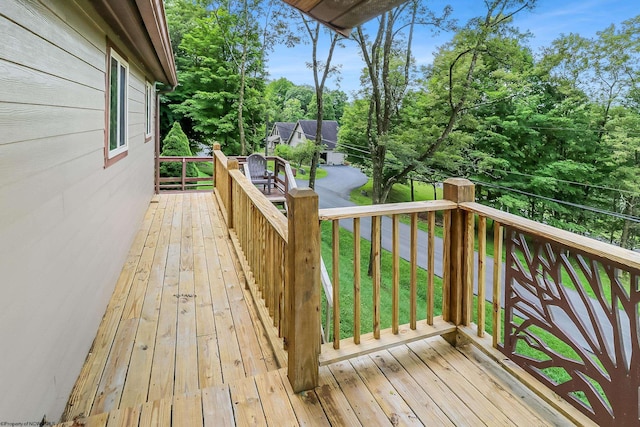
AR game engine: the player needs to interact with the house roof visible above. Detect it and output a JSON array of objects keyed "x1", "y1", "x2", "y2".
[
  {"x1": 92, "y1": 0, "x2": 177, "y2": 86},
  {"x1": 280, "y1": 0, "x2": 407, "y2": 36},
  {"x1": 297, "y1": 120, "x2": 338, "y2": 150},
  {"x1": 272, "y1": 122, "x2": 297, "y2": 142}
]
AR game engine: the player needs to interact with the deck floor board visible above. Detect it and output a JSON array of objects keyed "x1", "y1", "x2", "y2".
[{"x1": 59, "y1": 193, "x2": 585, "y2": 426}]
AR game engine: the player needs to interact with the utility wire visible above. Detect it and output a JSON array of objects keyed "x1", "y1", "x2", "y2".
[
  {"x1": 474, "y1": 180, "x2": 640, "y2": 223},
  {"x1": 488, "y1": 168, "x2": 640, "y2": 196}
]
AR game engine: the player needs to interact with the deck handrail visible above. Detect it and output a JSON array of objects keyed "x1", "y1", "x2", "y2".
[
  {"x1": 213, "y1": 146, "x2": 637, "y2": 423},
  {"x1": 212, "y1": 144, "x2": 320, "y2": 392},
  {"x1": 155, "y1": 156, "x2": 214, "y2": 192},
  {"x1": 319, "y1": 196, "x2": 460, "y2": 351}
]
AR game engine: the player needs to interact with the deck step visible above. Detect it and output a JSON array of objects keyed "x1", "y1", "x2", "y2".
[{"x1": 53, "y1": 368, "x2": 326, "y2": 427}]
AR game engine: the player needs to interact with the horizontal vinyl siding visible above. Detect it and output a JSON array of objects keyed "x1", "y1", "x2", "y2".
[{"x1": 0, "y1": 0, "x2": 156, "y2": 422}]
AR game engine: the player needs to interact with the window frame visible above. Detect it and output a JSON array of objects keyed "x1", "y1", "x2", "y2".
[
  {"x1": 104, "y1": 43, "x2": 129, "y2": 167},
  {"x1": 145, "y1": 81, "x2": 154, "y2": 142}
]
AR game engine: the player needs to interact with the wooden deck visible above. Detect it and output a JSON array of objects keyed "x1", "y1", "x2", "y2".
[{"x1": 58, "y1": 193, "x2": 580, "y2": 426}]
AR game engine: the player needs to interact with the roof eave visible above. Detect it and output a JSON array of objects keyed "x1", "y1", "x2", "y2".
[{"x1": 93, "y1": 0, "x2": 177, "y2": 87}]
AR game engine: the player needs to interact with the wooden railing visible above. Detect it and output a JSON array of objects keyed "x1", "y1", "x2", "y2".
[
  {"x1": 212, "y1": 149, "x2": 637, "y2": 424},
  {"x1": 155, "y1": 156, "x2": 214, "y2": 192},
  {"x1": 212, "y1": 144, "x2": 320, "y2": 392},
  {"x1": 318, "y1": 199, "x2": 458, "y2": 352}
]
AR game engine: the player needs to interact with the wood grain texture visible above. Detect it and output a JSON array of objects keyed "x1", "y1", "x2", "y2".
[
  {"x1": 286, "y1": 188, "x2": 320, "y2": 392},
  {"x1": 319, "y1": 200, "x2": 456, "y2": 220},
  {"x1": 463, "y1": 201, "x2": 640, "y2": 270}
]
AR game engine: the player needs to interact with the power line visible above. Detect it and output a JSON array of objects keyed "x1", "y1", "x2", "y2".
[
  {"x1": 526, "y1": 126, "x2": 640, "y2": 137},
  {"x1": 474, "y1": 180, "x2": 640, "y2": 223},
  {"x1": 487, "y1": 168, "x2": 640, "y2": 196}
]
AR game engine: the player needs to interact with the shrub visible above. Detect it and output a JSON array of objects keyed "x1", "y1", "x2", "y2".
[
  {"x1": 160, "y1": 122, "x2": 198, "y2": 178},
  {"x1": 274, "y1": 144, "x2": 293, "y2": 160}
]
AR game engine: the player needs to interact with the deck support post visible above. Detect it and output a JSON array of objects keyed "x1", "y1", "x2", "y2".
[
  {"x1": 443, "y1": 178, "x2": 475, "y2": 337},
  {"x1": 226, "y1": 159, "x2": 238, "y2": 229},
  {"x1": 286, "y1": 188, "x2": 320, "y2": 392}
]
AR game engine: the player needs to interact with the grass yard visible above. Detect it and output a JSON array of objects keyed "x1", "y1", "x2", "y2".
[{"x1": 350, "y1": 178, "x2": 442, "y2": 205}]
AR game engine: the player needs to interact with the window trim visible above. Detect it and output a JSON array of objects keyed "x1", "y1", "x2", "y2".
[
  {"x1": 145, "y1": 81, "x2": 154, "y2": 142},
  {"x1": 104, "y1": 42, "x2": 129, "y2": 167}
]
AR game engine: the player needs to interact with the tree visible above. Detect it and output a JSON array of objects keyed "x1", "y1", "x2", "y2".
[
  {"x1": 160, "y1": 122, "x2": 198, "y2": 178},
  {"x1": 378, "y1": 1, "x2": 536, "y2": 204},
  {"x1": 300, "y1": 14, "x2": 341, "y2": 189},
  {"x1": 167, "y1": 10, "x2": 265, "y2": 155},
  {"x1": 291, "y1": 141, "x2": 316, "y2": 168}
]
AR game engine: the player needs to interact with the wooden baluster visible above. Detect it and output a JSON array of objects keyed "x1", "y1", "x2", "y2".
[
  {"x1": 410, "y1": 213, "x2": 418, "y2": 330},
  {"x1": 372, "y1": 215, "x2": 381, "y2": 339},
  {"x1": 464, "y1": 212, "x2": 475, "y2": 326},
  {"x1": 441, "y1": 210, "x2": 451, "y2": 321},
  {"x1": 332, "y1": 219, "x2": 340, "y2": 349},
  {"x1": 477, "y1": 216, "x2": 487, "y2": 337},
  {"x1": 427, "y1": 211, "x2": 435, "y2": 325},
  {"x1": 493, "y1": 222, "x2": 503, "y2": 348},
  {"x1": 353, "y1": 217, "x2": 361, "y2": 345},
  {"x1": 392, "y1": 214, "x2": 400, "y2": 334},
  {"x1": 286, "y1": 188, "x2": 320, "y2": 392}
]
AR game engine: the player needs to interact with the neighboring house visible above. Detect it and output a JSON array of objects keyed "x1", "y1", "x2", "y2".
[
  {"x1": 286, "y1": 120, "x2": 345, "y2": 165},
  {"x1": 268, "y1": 121, "x2": 296, "y2": 151},
  {"x1": 0, "y1": 0, "x2": 176, "y2": 422}
]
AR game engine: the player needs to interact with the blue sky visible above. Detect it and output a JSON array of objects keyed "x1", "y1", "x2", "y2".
[{"x1": 266, "y1": 0, "x2": 639, "y2": 97}]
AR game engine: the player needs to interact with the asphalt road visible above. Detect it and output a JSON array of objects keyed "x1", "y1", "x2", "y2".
[{"x1": 297, "y1": 165, "x2": 502, "y2": 303}]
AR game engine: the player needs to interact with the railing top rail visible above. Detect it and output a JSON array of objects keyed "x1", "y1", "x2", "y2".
[
  {"x1": 319, "y1": 200, "x2": 457, "y2": 221},
  {"x1": 232, "y1": 155, "x2": 289, "y2": 164},
  {"x1": 158, "y1": 156, "x2": 214, "y2": 161},
  {"x1": 285, "y1": 163, "x2": 297, "y2": 190},
  {"x1": 229, "y1": 169, "x2": 288, "y2": 240},
  {"x1": 462, "y1": 201, "x2": 640, "y2": 270},
  {"x1": 213, "y1": 149, "x2": 228, "y2": 168}
]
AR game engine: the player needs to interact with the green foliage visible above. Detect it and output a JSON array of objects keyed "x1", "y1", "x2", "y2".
[
  {"x1": 160, "y1": 122, "x2": 198, "y2": 178},
  {"x1": 274, "y1": 143, "x2": 293, "y2": 160},
  {"x1": 162, "y1": 1, "x2": 267, "y2": 155},
  {"x1": 265, "y1": 79, "x2": 347, "y2": 124},
  {"x1": 291, "y1": 141, "x2": 316, "y2": 167}
]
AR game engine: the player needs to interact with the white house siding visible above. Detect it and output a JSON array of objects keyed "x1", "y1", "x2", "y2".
[
  {"x1": 0, "y1": 0, "x2": 156, "y2": 422},
  {"x1": 326, "y1": 151, "x2": 345, "y2": 166}
]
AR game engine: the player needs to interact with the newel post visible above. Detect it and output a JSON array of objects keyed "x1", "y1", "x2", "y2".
[
  {"x1": 212, "y1": 142, "x2": 221, "y2": 189},
  {"x1": 443, "y1": 178, "x2": 475, "y2": 329},
  {"x1": 226, "y1": 158, "x2": 238, "y2": 229},
  {"x1": 286, "y1": 187, "x2": 320, "y2": 392}
]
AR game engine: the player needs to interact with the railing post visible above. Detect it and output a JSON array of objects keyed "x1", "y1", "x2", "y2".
[
  {"x1": 443, "y1": 178, "x2": 475, "y2": 328},
  {"x1": 286, "y1": 187, "x2": 320, "y2": 393},
  {"x1": 181, "y1": 158, "x2": 186, "y2": 191},
  {"x1": 212, "y1": 143, "x2": 221, "y2": 190},
  {"x1": 227, "y1": 159, "x2": 238, "y2": 229}
]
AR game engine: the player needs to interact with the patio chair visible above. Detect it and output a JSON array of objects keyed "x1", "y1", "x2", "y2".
[{"x1": 245, "y1": 153, "x2": 273, "y2": 193}]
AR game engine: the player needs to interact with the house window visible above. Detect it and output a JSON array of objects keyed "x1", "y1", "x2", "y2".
[
  {"x1": 145, "y1": 81, "x2": 154, "y2": 141},
  {"x1": 105, "y1": 47, "x2": 128, "y2": 165},
  {"x1": 298, "y1": 132, "x2": 301, "y2": 138}
]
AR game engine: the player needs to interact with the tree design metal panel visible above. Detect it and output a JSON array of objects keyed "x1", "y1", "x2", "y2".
[{"x1": 501, "y1": 227, "x2": 640, "y2": 425}]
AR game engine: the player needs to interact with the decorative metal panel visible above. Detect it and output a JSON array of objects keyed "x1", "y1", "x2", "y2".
[{"x1": 501, "y1": 227, "x2": 640, "y2": 426}]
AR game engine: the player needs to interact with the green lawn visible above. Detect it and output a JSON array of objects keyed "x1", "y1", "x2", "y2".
[{"x1": 350, "y1": 178, "x2": 442, "y2": 205}]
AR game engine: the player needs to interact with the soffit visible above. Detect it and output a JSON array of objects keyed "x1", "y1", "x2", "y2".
[{"x1": 281, "y1": 0, "x2": 408, "y2": 36}]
